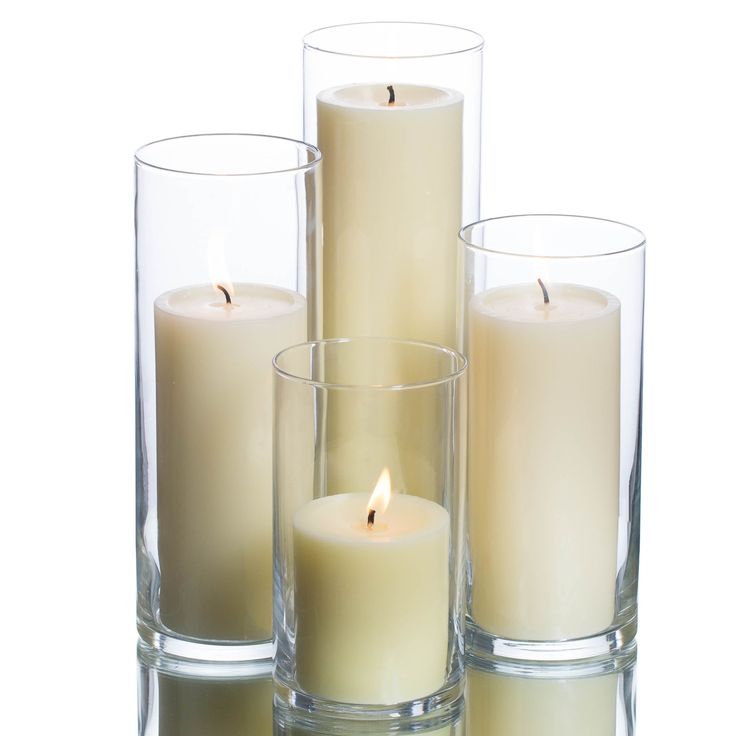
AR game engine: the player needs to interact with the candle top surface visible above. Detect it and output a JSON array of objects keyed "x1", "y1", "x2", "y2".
[
  {"x1": 318, "y1": 83, "x2": 462, "y2": 110},
  {"x1": 155, "y1": 283, "x2": 305, "y2": 321},
  {"x1": 471, "y1": 283, "x2": 620, "y2": 324},
  {"x1": 293, "y1": 492, "x2": 449, "y2": 545}
]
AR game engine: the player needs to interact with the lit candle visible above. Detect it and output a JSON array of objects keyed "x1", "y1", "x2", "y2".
[
  {"x1": 468, "y1": 280, "x2": 620, "y2": 641},
  {"x1": 292, "y1": 469, "x2": 450, "y2": 704},
  {"x1": 155, "y1": 281, "x2": 307, "y2": 640},
  {"x1": 317, "y1": 82, "x2": 462, "y2": 346}
]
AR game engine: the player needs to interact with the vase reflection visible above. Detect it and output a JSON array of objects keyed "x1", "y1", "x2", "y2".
[{"x1": 137, "y1": 643, "x2": 635, "y2": 735}]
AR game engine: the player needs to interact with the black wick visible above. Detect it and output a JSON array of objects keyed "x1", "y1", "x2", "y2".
[
  {"x1": 217, "y1": 284, "x2": 232, "y2": 304},
  {"x1": 537, "y1": 278, "x2": 550, "y2": 304},
  {"x1": 387, "y1": 85, "x2": 396, "y2": 104},
  {"x1": 367, "y1": 508, "x2": 376, "y2": 529}
]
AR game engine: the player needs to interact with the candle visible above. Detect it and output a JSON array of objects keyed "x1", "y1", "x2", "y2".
[
  {"x1": 468, "y1": 281, "x2": 620, "y2": 641},
  {"x1": 466, "y1": 666, "x2": 618, "y2": 736},
  {"x1": 155, "y1": 282, "x2": 307, "y2": 640},
  {"x1": 317, "y1": 82, "x2": 462, "y2": 345},
  {"x1": 292, "y1": 470, "x2": 449, "y2": 704}
]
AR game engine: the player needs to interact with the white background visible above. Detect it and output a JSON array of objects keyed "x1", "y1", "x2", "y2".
[{"x1": 2, "y1": 1, "x2": 734, "y2": 733}]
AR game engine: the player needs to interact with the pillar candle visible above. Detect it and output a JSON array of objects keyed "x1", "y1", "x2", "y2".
[
  {"x1": 292, "y1": 473, "x2": 449, "y2": 704},
  {"x1": 317, "y1": 83, "x2": 462, "y2": 496},
  {"x1": 468, "y1": 282, "x2": 620, "y2": 641},
  {"x1": 155, "y1": 283, "x2": 307, "y2": 640},
  {"x1": 317, "y1": 82, "x2": 462, "y2": 346}
]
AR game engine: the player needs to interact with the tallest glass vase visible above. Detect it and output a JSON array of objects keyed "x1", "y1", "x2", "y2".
[{"x1": 303, "y1": 21, "x2": 483, "y2": 347}]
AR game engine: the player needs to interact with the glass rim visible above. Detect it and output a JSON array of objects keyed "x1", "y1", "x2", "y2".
[
  {"x1": 303, "y1": 21, "x2": 484, "y2": 60},
  {"x1": 134, "y1": 133, "x2": 322, "y2": 177},
  {"x1": 273, "y1": 337, "x2": 468, "y2": 391},
  {"x1": 459, "y1": 214, "x2": 646, "y2": 260}
]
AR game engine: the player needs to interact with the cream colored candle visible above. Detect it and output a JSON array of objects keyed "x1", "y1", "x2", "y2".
[
  {"x1": 317, "y1": 82, "x2": 462, "y2": 346},
  {"x1": 466, "y1": 666, "x2": 618, "y2": 736},
  {"x1": 468, "y1": 282, "x2": 620, "y2": 641},
  {"x1": 155, "y1": 282, "x2": 307, "y2": 640},
  {"x1": 293, "y1": 471, "x2": 449, "y2": 704}
]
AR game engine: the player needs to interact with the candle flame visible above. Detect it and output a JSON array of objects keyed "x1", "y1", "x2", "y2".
[
  {"x1": 367, "y1": 468, "x2": 392, "y2": 524},
  {"x1": 207, "y1": 230, "x2": 235, "y2": 300}
]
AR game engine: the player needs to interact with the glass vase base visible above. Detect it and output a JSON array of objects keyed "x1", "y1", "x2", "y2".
[
  {"x1": 273, "y1": 675, "x2": 465, "y2": 725},
  {"x1": 466, "y1": 613, "x2": 637, "y2": 664},
  {"x1": 137, "y1": 619, "x2": 274, "y2": 670}
]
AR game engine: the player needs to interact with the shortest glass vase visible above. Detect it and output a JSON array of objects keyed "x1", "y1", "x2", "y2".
[{"x1": 272, "y1": 337, "x2": 468, "y2": 720}]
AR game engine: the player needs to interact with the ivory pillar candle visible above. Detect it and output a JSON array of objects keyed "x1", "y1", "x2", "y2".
[
  {"x1": 468, "y1": 282, "x2": 620, "y2": 641},
  {"x1": 317, "y1": 83, "x2": 462, "y2": 346},
  {"x1": 292, "y1": 472, "x2": 450, "y2": 704},
  {"x1": 155, "y1": 282, "x2": 307, "y2": 640}
]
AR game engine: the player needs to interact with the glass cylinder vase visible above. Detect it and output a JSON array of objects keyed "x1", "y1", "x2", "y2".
[
  {"x1": 273, "y1": 337, "x2": 467, "y2": 719},
  {"x1": 303, "y1": 22, "x2": 483, "y2": 348},
  {"x1": 460, "y1": 215, "x2": 645, "y2": 662},
  {"x1": 135, "y1": 133, "x2": 321, "y2": 663}
]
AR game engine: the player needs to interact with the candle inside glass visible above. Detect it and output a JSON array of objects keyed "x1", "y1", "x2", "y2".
[
  {"x1": 292, "y1": 472, "x2": 449, "y2": 704},
  {"x1": 155, "y1": 282, "x2": 307, "y2": 641},
  {"x1": 468, "y1": 281, "x2": 621, "y2": 641}
]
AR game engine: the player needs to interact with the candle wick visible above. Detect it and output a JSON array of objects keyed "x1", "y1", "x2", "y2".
[
  {"x1": 387, "y1": 85, "x2": 395, "y2": 105},
  {"x1": 537, "y1": 278, "x2": 550, "y2": 304},
  {"x1": 367, "y1": 508, "x2": 376, "y2": 529},
  {"x1": 217, "y1": 284, "x2": 232, "y2": 304}
]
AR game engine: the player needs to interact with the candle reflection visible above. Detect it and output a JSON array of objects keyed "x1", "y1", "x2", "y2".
[
  {"x1": 465, "y1": 649, "x2": 636, "y2": 736},
  {"x1": 138, "y1": 646, "x2": 273, "y2": 736}
]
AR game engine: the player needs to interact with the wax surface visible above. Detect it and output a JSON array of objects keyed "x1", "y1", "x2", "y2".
[
  {"x1": 293, "y1": 492, "x2": 450, "y2": 704},
  {"x1": 155, "y1": 283, "x2": 307, "y2": 640},
  {"x1": 468, "y1": 282, "x2": 621, "y2": 641}
]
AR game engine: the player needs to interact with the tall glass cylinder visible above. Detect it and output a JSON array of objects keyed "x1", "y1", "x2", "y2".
[
  {"x1": 304, "y1": 22, "x2": 483, "y2": 347},
  {"x1": 135, "y1": 134, "x2": 321, "y2": 662},
  {"x1": 460, "y1": 215, "x2": 645, "y2": 661},
  {"x1": 273, "y1": 338, "x2": 467, "y2": 718}
]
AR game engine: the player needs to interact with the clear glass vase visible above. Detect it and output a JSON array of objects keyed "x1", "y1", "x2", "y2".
[
  {"x1": 460, "y1": 215, "x2": 645, "y2": 662},
  {"x1": 272, "y1": 337, "x2": 467, "y2": 719},
  {"x1": 303, "y1": 22, "x2": 483, "y2": 348},
  {"x1": 135, "y1": 133, "x2": 321, "y2": 663}
]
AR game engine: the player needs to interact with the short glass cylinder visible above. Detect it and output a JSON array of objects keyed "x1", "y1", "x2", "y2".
[
  {"x1": 272, "y1": 338, "x2": 468, "y2": 718},
  {"x1": 460, "y1": 215, "x2": 645, "y2": 662},
  {"x1": 303, "y1": 22, "x2": 483, "y2": 347},
  {"x1": 135, "y1": 134, "x2": 321, "y2": 662}
]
